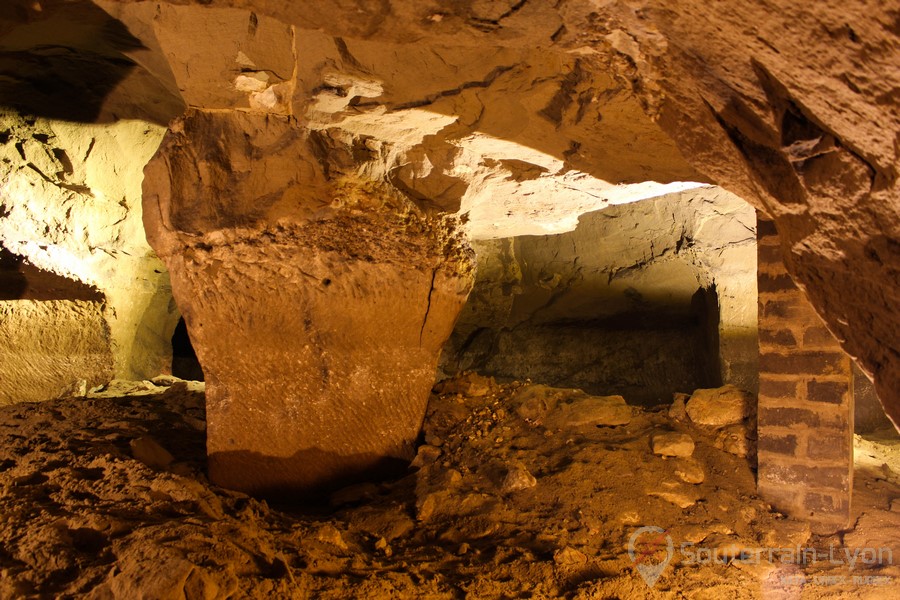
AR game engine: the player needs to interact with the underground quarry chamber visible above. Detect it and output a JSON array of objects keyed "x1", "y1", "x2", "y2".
[{"x1": 0, "y1": 1, "x2": 899, "y2": 597}]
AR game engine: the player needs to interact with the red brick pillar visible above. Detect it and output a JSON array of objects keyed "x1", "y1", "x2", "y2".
[{"x1": 756, "y1": 215, "x2": 854, "y2": 533}]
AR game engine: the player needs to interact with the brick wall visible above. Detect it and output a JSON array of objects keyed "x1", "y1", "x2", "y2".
[{"x1": 756, "y1": 215, "x2": 854, "y2": 534}]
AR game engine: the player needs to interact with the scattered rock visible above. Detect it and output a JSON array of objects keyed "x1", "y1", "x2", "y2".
[
  {"x1": 673, "y1": 458, "x2": 706, "y2": 484},
  {"x1": 714, "y1": 424, "x2": 753, "y2": 457},
  {"x1": 705, "y1": 536, "x2": 752, "y2": 561},
  {"x1": 512, "y1": 385, "x2": 632, "y2": 428},
  {"x1": 374, "y1": 537, "x2": 392, "y2": 556},
  {"x1": 685, "y1": 385, "x2": 752, "y2": 427},
  {"x1": 739, "y1": 506, "x2": 758, "y2": 525},
  {"x1": 315, "y1": 525, "x2": 348, "y2": 551},
  {"x1": 669, "y1": 393, "x2": 689, "y2": 420},
  {"x1": 410, "y1": 444, "x2": 441, "y2": 469},
  {"x1": 94, "y1": 379, "x2": 161, "y2": 398},
  {"x1": 652, "y1": 431, "x2": 695, "y2": 457},
  {"x1": 547, "y1": 394, "x2": 631, "y2": 428},
  {"x1": 435, "y1": 372, "x2": 495, "y2": 397},
  {"x1": 649, "y1": 483, "x2": 700, "y2": 508},
  {"x1": 762, "y1": 519, "x2": 812, "y2": 549},
  {"x1": 150, "y1": 375, "x2": 182, "y2": 387},
  {"x1": 349, "y1": 505, "x2": 415, "y2": 542},
  {"x1": 554, "y1": 546, "x2": 588, "y2": 566},
  {"x1": 3, "y1": 374, "x2": 898, "y2": 598},
  {"x1": 57, "y1": 379, "x2": 88, "y2": 399},
  {"x1": 424, "y1": 432, "x2": 443, "y2": 446},
  {"x1": 618, "y1": 511, "x2": 641, "y2": 525},
  {"x1": 129, "y1": 436, "x2": 174, "y2": 469},
  {"x1": 501, "y1": 465, "x2": 537, "y2": 492},
  {"x1": 682, "y1": 523, "x2": 734, "y2": 544},
  {"x1": 440, "y1": 469, "x2": 463, "y2": 488},
  {"x1": 512, "y1": 384, "x2": 566, "y2": 421},
  {"x1": 649, "y1": 490, "x2": 698, "y2": 509},
  {"x1": 415, "y1": 492, "x2": 443, "y2": 522}
]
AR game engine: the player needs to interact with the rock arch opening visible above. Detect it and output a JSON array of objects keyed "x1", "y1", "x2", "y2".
[{"x1": 442, "y1": 187, "x2": 759, "y2": 407}]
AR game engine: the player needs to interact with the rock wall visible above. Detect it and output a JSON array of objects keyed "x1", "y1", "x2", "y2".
[
  {"x1": 0, "y1": 0, "x2": 896, "y2": 492},
  {"x1": 442, "y1": 187, "x2": 757, "y2": 405},
  {"x1": 0, "y1": 111, "x2": 179, "y2": 400},
  {"x1": 578, "y1": 0, "x2": 900, "y2": 423},
  {"x1": 0, "y1": 300, "x2": 112, "y2": 404}
]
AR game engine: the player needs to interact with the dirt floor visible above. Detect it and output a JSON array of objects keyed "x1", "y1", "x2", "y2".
[{"x1": 0, "y1": 374, "x2": 898, "y2": 599}]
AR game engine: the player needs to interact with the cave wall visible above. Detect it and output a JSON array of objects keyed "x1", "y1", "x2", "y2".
[
  {"x1": 442, "y1": 186, "x2": 757, "y2": 405},
  {"x1": 0, "y1": 111, "x2": 179, "y2": 399},
  {"x1": 581, "y1": 0, "x2": 900, "y2": 423},
  {"x1": 0, "y1": 300, "x2": 112, "y2": 403},
  {"x1": 0, "y1": 0, "x2": 895, "y2": 512}
]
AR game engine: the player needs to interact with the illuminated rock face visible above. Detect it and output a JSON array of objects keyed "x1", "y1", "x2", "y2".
[
  {"x1": 0, "y1": 111, "x2": 178, "y2": 401},
  {"x1": 1, "y1": 0, "x2": 897, "y2": 496},
  {"x1": 143, "y1": 110, "x2": 474, "y2": 495}
]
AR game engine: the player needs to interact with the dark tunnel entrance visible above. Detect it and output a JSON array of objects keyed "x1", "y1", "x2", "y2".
[{"x1": 171, "y1": 317, "x2": 204, "y2": 381}]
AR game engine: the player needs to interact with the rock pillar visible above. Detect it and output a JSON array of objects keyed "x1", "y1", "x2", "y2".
[
  {"x1": 142, "y1": 109, "x2": 474, "y2": 497},
  {"x1": 756, "y1": 216, "x2": 854, "y2": 533}
]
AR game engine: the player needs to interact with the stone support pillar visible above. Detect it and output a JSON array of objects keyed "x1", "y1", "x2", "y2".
[{"x1": 143, "y1": 109, "x2": 474, "y2": 497}]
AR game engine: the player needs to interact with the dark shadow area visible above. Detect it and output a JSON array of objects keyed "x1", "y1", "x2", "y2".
[
  {"x1": 209, "y1": 448, "x2": 411, "y2": 504},
  {"x1": 171, "y1": 317, "x2": 204, "y2": 381},
  {"x1": 854, "y1": 361, "x2": 896, "y2": 435},
  {"x1": 0, "y1": 0, "x2": 183, "y2": 124},
  {"x1": 0, "y1": 246, "x2": 103, "y2": 301},
  {"x1": 452, "y1": 294, "x2": 721, "y2": 407},
  {"x1": 692, "y1": 284, "x2": 723, "y2": 389}
]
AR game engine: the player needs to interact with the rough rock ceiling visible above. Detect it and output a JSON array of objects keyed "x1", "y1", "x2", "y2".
[{"x1": 0, "y1": 0, "x2": 897, "y2": 420}]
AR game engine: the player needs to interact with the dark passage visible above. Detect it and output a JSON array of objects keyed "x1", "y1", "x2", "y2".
[{"x1": 171, "y1": 318, "x2": 204, "y2": 381}]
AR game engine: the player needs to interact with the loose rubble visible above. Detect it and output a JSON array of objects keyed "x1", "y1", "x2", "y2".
[{"x1": 0, "y1": 374, "x2": 897, "y2": 598}]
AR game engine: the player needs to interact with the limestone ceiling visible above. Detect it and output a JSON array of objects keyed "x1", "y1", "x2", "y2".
[{"x1": 3, "y1": 1, "x2": 707, "y2": 238}]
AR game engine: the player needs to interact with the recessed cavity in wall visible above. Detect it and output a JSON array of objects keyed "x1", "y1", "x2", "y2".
[{"x1": 440, "y1": 186, "x2": 759, "y2": 407}]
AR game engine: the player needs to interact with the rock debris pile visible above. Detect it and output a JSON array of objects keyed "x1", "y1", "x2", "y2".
[{"x1": 0, "y1": 373, "x2": 897, "y2": 598}]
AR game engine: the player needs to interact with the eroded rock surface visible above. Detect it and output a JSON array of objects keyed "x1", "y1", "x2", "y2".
[
  {"x1": 4, "y1": 0, "x2": 896, "y2": 419},
  {"x1": 686, "y1": 385, "x2": 754, "y2": 428},
  {"x1": 143, "y1": 109, "x2": 474, "y2": 495},
  {"x1": 0, "y1": 111, "x2": 178, "y2": 401},
  {"x1": 0, "y1": 300, "x2": 112, "y2": 403}
]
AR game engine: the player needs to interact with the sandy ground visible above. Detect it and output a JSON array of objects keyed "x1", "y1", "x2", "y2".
[{"x1": 0, "y1": 374, "x2": 898, "y2": 599}]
